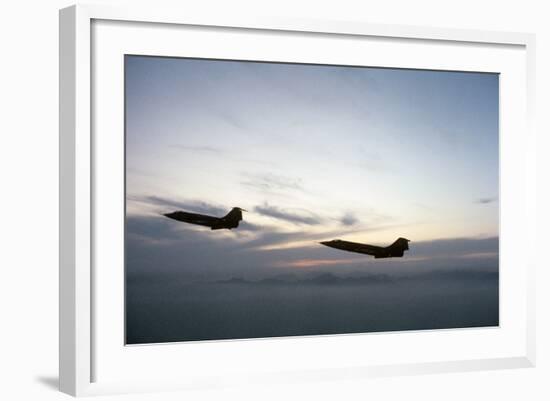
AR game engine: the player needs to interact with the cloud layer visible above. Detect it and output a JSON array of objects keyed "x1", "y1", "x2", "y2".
[{"x1": 126, "y1": 213, "x2": 498, "y2": 283}]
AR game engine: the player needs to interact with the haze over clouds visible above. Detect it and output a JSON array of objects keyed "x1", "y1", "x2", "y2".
[{"x1": 125, "y1": 56, "x2": 499, "y2": 343}]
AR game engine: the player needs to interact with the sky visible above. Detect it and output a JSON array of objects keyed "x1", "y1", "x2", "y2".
[{"x1": 125, "y1": 55, "x2": 499, "y2": 282}]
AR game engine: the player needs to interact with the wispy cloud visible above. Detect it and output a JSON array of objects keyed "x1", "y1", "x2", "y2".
[
  {"x1": 171, "y1": 145, "x2": 223, "y2": 153},
  {"x1": 135, "y1": 195, "x2": 227, "y2": 216},
  {"x1": 254, "y1": 202, "x2": 321, "y2": 226},
  {"x1": 355, "y1": 149, "x2": 394, "y2": 173},
  {"x1": 475, "y1": 197, "x2": 497, "y2": 204},
  {"x1": 339, "y1": 212, "x2": 359, "y2": 226},
  {"x1": 241, "y1": 173, "x2": 304, "y2": 192},
  {"x1": 171, "y1": 144, "x2": 276, "y2": 167}
]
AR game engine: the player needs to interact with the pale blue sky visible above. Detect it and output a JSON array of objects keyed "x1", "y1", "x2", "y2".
[{"x1": 125, "y1": 55, "x2": 498, "y2": 278}]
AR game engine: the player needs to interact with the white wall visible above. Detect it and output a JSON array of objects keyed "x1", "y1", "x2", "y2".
[{"x1": 0, "y1": 0, "x2": 547, "y2": 399}]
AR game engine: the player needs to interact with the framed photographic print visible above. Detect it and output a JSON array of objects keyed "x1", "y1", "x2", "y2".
[{"x1": 59, "y1": 4, "x2": 536, "y2": 396}]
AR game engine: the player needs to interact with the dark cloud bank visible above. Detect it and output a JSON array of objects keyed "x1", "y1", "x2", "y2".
[{"x1": 125, "y1": 214, "x2": 499, "y2": 344}]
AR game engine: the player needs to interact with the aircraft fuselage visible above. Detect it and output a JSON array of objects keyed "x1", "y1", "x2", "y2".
[
  {"x1": 163, "y1": 207, "x2": 244, "y2": 230},
  {"x1": 320, "y1": 238, "x2": 410, "y2": 258}
]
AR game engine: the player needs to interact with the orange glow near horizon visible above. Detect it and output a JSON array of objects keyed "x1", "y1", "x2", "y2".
[{"x1": 272, "y1": 258, "x2": 367, "y2": 268}]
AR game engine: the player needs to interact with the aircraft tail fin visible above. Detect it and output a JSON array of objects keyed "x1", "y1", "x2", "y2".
[
  {"x1": 389, "y1": 237, "x2": 410, "y2": 252},
  {"x1": 224, "y1": 207, "x2": 245, "y2": 225}
]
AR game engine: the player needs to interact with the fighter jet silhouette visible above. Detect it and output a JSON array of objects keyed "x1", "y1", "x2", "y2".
[
  {"x1": 320, "y1": 237, "x2": 410, "y2": 258},
  {"x1": 163, "y1": 207, "x2": 246, "y2": 230}
]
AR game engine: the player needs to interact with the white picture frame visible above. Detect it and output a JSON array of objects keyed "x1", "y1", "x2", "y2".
[{"x1": 59, "y1": 4, "x2": 536, "y2": 397}]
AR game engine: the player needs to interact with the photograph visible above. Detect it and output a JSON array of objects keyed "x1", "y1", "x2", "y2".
[{"x1": 124, "y1": 55, "x2": 499, "y2": 345}]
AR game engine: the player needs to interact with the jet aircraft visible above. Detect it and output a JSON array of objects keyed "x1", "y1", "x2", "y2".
[
  {"x1": 164, "y1": 207, "x2": 246, "y2": 230},
  {"x1": 320, "y1": 237, "x2": 410, "y2": 258}
]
